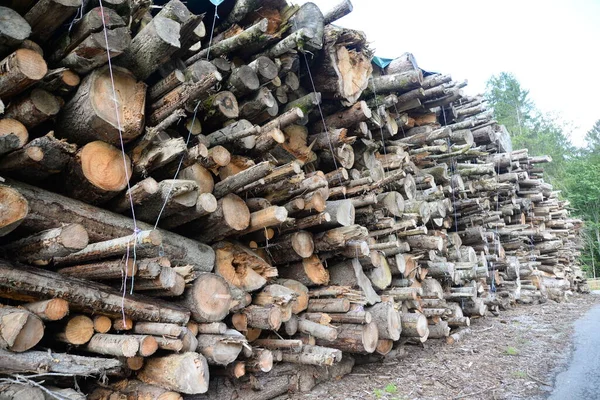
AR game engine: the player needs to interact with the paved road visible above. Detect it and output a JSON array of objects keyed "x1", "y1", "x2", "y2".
[{"x1": 549, "y1": 292, "x2": 600, "y2": 400}]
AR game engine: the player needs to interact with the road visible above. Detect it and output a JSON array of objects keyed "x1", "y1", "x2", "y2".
[{"x1": 549, "y1": 292, "x2": 600, "y2": 400}]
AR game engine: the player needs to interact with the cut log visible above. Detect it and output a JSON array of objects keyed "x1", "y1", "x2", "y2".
[
  {"x1": 56, "y1": 315, "x2": 94, "y2": 345},
  {"x1": 327, "y1": 258, "x2": 380, "y2": 305},
  {"x1": 0, "y1": 186, "x2": 28, "y2": 237},
  {"x1": 5, "y1": 179, "x2": 215, "y2": 271},
  {"x1": 196, "y1": 330, "x2": 245, "y2": 366},
  {"x1": 22, "y1": 298, "x2": 68, "y2": 321},
  {"x1": 137, "y1": 352, "x2": 209, "y2": 395},
  {"x1": 277, "y1": 255, "x2": 330, "y2": 287},
  {"x1": 0, "y1": 306, "x2": 44, "y2": 352},
  {"x1": 0, "y1": 49, "x2": 47, "y2": 98},
  {"x1": 0, "y1": 7, "x2": 31, "y2": 59},
  {"x1": 0, "y1": 119, "x2": 28, "y2": 156},
  {"x1": 268, "y1": 231, "x2": 314, "y2": 264},
  {"x1": 366, "y1": 301, "x2": 401, "y2": 340},
  {"x1": 1, "y1": 224, "x2": 88, "y2": 265},
  {"x1": 400, "y1": 313, "x2": 428, "y2": 338},
  {"x1": 3, "y1": 89, "x2": 61, "y2": 129},
  {"x1": 214, "y1": 242, "x2": 272, "y2": 291},
  {"x1": 180, "y1": 273, "x2": 232, "y2": 323},
  {"x1": 56, "y1": 66, "x2": 146, "y2": 146},
  {"x1": 0, "y1": 348, "x2": 124, "y2": 376},
  {"x1": 316, "y1": 322, "x2": 378, "y2": 354},
  {"x1": 0, "y1": 260, "x2": 190, "y2": 324},
  {"x1": 183, "y1": 194, "x2": 250, "y2": 242}
]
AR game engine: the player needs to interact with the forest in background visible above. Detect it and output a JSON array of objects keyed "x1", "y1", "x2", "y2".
[{"x1": 485, "y1": 73, "x2": 600, "y2": 277}]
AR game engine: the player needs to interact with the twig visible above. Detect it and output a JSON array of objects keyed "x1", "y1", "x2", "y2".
[
  {"x1": 453, "y1": 385, "x2": 499, "y2": 399},
  {"x1": 526, "y1": 367, "x2": 552, "y2": 386}
]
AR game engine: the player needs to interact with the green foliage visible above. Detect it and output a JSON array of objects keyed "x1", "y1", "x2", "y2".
[
  {"x1": 505, "y1": 346, "x2": 519, "y2": 356},
  {"x1": 385, "y1": 383, "x2": 398, "y2": 394},
  {"x1": 374, "y1": 388, "x2": 384, "y2": 398},
  {"x1": 485, "y1": 72, "x2": 574, "y2": 184}
]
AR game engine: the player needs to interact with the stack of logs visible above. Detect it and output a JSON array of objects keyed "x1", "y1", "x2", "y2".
[{"x1": 0, "y1": 0, "x2": 585, "y2": 399}]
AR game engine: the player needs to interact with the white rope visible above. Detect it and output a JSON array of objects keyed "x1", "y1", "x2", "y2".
[{"x1": 98, "y1": 0, "x2": 140, "y2": 317}]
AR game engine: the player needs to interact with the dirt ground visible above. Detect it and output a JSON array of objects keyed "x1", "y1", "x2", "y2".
[{"x1": 289, "y1": 293, "x2": 600, "y2": 400}]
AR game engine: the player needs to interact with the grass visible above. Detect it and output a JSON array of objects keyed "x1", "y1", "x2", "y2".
[
  {"x1": 513, "y1": 370, "x2": 527, "y2": 378},
  {"x1": 373, "y1": 383, "x2": 402, "y2": 399}
]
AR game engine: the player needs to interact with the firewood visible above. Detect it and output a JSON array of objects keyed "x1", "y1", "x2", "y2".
[
  {"x1": 0, "y1": 186, "x2": 28, "y2": 237},
  {"x1": 196, "y1": 329, "x2": 246, "y2": 366},
  {"x1": 0, "y1": 132, "x2": 77, "y2": 182},
  {"x1": 21, "y1": 298, "x2": 68, "y2": 321},
  {"x1": 0, "y1": 119, "x2": 28, "y2": 156},
  {"x1": 55, "y1": 314, "x2": 94, "y2": 345},
  {"x1": 1, "y1": 223, "x2": 88, "y2": 265},
  {"x1": 0, "y1": 49, "x2": 47, "y2": 99},
  {"x1": 0, "y1": 306, "x2": 44, "y2": 352},
  {"x1": 3, "y1": 89, "x2": 61, "y2": 129},
  {"x1": 0, "y1": 260, "x2": 190, "y2": 324},
  {"x1": 0, "y1": 348, "x2": 124, "y2": 376},
  {"x1": 137, "y1": 352, "x2": 209, "y2": 394},
  {"x1": 56, "y1": 66, "x2": 146, "y2": 146},
  {"x1": 84, "y1": 333, "x2": 140, "y2": 357}
]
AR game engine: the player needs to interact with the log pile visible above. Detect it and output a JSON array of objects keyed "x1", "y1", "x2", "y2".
[{"x1": 0, "y1": 0, "x2": 585, "y2": 398}]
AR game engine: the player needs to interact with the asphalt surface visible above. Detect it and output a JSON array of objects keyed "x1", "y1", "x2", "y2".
[{"x1": 549, "y1": 292, "x2": 600, "y2": 400}]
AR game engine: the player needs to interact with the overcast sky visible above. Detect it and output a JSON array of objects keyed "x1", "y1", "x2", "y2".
[{"x1": 295, "y1": 0, "x2": 600, "y2": 147}]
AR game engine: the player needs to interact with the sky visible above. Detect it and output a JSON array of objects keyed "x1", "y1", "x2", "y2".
[{"x1": 294, "y1": 0, "x2": 600, "y2": 147}]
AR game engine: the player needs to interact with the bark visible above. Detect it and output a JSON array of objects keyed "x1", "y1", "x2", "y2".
[
  {"x1": 0, "y1": 348, "x2": 124, "y2": 376},
  {"x1": 56, "y1": 66, "x2": 146, "y2": 146},
  {"x1": 196, "y1": 330, "x2": 246, "y2": 366},
  {"x1": 4, "y1": 89, "x2": 61, "y2": 129},
  {"x1": 0, "y1": 260, "x2": 190, "y2": 324},
  {"x1": 315, "y1": 322, "x2": 378, "y2": 354},
  {"x1": 0, "y1": 185, "x2": 28, "y2": 237},
  {"x1": 0, "y1": 49, "x2": 47, "y2": 98},
  {"x1": 0, "y1": 119, "x2": 28, "y2": 156},
  {"x1": 0, "y1": 306, "x2": 44, "y2": 352},
  {"x1": 137, "y1": 352, "x2": 209, "y2": 395},
  {"x1": 1, "y1": 223, "x2": 88, "y2": 265},
  {"x1": 5, "y1": 179, "x2": 215, "y2": 270},
  {"x1": 24, "y1": 0, "x2": 82, "y2": 43},
  {"x1": 0, "y1": 132, "x2": 77, "y2": 182}
]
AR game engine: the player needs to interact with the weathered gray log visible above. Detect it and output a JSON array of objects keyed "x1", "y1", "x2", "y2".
[
  {"x1": 4, "y1": 179, "x2": 215, "y2": 271},
  {"x1": 0, "y1": 259, "x2": 190, "y2": 324}
]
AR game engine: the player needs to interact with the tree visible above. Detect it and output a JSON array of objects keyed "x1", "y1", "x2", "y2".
[
  {"x1": 485, "y1": 72, "x2": 573, "y2": 184},
  {"x1": 484, "y1": 72, "x2": 534, "y2": 140}
]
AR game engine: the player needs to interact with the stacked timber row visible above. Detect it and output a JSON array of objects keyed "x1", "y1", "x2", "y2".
[{"x1": 0, "y1": 0, "x2": 585, "y2": 398}]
